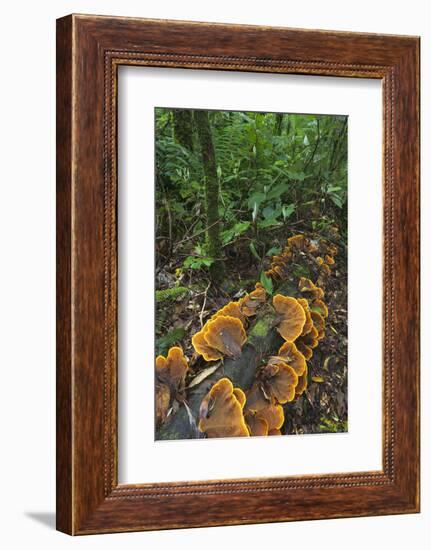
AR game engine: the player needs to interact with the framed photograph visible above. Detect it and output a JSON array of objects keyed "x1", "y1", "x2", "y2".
[{"x1": 56, "y1": 14, "x2": 420, "y2": 534}]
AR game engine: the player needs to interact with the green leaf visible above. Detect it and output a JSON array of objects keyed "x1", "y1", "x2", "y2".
[
  {"x1": 287, "y1": 171, "x2": 307, "y2": 181},
  {"x1": 266, "y1": 246, "x2": 281, "y2": 257},
  {"x1": 260, "y1": 271, "x2": 273, "y2": 295},
  {"x1": 266, "y1": 182, "x2": 290, "y2": 201},
  {"x1": 262, "y1": 206, "x2": 276, "y2": 220},
  {"x1": 221, "y1": 221, "x2": 251, "y2": 245},
  {"x1": 249, "y1": 242, "x2": 261, "y2": 261},
  {"x1": 248, "y1": 192, "x2": 266, "y2": 210},
  {"x1": 258, "y1": 218, "x2": 282, "y2": 229},
  {"x1": 155, "y1": 328, "x2": 186, "y2": 356},
  {"x1": 282, "y1": 203, "x2": 295, "y2": 220},
  {"x1": 183, "y1": 256, "x2": 214, "y2": 270},
  {"x1": 329, "y1": 193, "x2": 344, "y2": 208}
]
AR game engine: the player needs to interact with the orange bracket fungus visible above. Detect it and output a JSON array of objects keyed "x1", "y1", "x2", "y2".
[
  {"x1": 244, "y1": 412, "x2": 268, "y2": 436},
  {"x1": 238, "y1": 282, "x2": 266, "y2": 317},
  {"x1": 287, "y1": 234, "x2": 308, "y2": 249},
  {"x1": 155, "y1": 346, "x2": 188, "y2": 390},
  {"x1": 245, "y1": 403, "x2": 284, "y2": 437},
  {"x1": 310, "y1": 310, "x2": 325, "y2": 340},
  {"x1": 298, "y1": 277, "x2": 324, "y2": 300},
  {"x1": 245, "y1": 382, "x2": 272, "y2": 413},
  {"x1": 273, "y1": 294, "x2": 306, "y2": 342},
  {"x1": 156, "y1": 229, "x2": 339, "y2": 440},
  {"x1": 299, "y1": 325, "x2": 319, "y2": 350},
  {"x1": 191, "y1": 328, "x2": 224, "y2": 361},
  {"x1": 258, "y1": 360, "x2": 298, "y2": 404},
  {"x1": 312, "y1": 299, "x2": 328, "y2": 318},
  {"x1": 204, "y1": 316, "x2": 247, "y2": 357},
  {"x1": 259, "y1": 404, "x2": 285, "y2": 435},
  {"x1": 322, "y1": 242, "x2": 338, "y2": 257},
  {"x1": 287, "y1": 234, "x2": 318, "y2": 254},
  {"x1": 295, "y1": 363, "x2": 308, "y2": 397},
  {"x1": 155, "y1": 346, "x2": 189, "y2": 426},
  {"x1": 192, "y1": 315, "x2": 247, "y2": 361},
  {"x1": 297, "y1": 297, "x2": 313, "y2": 336},
  {"x1": 288, "y1": 234, "x2": 319, "y2": 254},
  {"x1": 296, "y1": 340, "x2": 313, "y2": 361},
  {"x1": 275, "y1": 341, "x2": 307, "y2": 377},
  {"x1": 155, "y1": 382, "x2": 171, "y2": 426},
  {"x1": 265, "y1": 246, "x2": 293, "y2": 281},
  {"x1": 319, "y1": 262, "x2": 331, "y2": 276},
  {"x1": 211, "y1": 300, "x2": 246, "y2": 325},
  {"x1": 198, "y1": 378, "x2": 249, "y2": 438}
]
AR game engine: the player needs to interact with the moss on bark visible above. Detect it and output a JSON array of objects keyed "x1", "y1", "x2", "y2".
[{"x1": 194, "y1": 110, "x2": 225, "y2": 283}]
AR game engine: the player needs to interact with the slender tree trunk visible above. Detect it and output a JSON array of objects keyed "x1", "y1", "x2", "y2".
[
  {"x1": 194, "y1": 110, "x2": 225, "y2": 282},
  {"x1": 275, "y1": 112, "x2": 284, "y2": 135},
  {"x1": 172, "y1": 109, "x2": 194, "y2": 151}
]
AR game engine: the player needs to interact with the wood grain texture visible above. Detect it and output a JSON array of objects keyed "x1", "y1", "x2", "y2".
[
  {"x1": 56, "y1": 15, "x2": 73, "y2": 535},
  {"x1": 56, "y1": 14, "x2": 420, "y2": 535}
]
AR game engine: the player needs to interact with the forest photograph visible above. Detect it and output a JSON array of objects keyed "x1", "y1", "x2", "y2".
[{"x1": 154, "y1": 107, "x2": 348, "y2": 441}]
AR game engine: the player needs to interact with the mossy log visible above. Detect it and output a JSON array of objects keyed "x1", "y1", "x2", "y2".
[
  {"x1": 156, "y1": 300, "x2": 295, "y2": 440},
  {"x1": 156, "y1": 281, "x2": 298, "y2": 440}
]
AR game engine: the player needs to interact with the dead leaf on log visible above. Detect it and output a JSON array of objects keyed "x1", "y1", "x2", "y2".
[{"x1": 187, "y1": 362, "x2": 222, "y2": 389}]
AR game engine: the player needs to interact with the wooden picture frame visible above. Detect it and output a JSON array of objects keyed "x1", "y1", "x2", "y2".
[{"x1": 56, "y1": 14, "x2": 420, "y2": 535}]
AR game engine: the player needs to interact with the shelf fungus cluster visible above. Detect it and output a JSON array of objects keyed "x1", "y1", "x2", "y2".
[
  {"x1": 191, "y1": 282, "x2": 266, "y2": 362},
  {"x1": 199, "y1": 288, "x2": 326, "y2": 437},
  {"x1": 155, "y1": 234, "x2": 337, "y2": 439},
  {"x1": 155, "y1": 347, "x2": 188, "y2": 426}
]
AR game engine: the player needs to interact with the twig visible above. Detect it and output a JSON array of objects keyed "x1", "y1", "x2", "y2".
[
  {"x1": 199, "y1": 281, "x2": 211, "y2": 327},
  {"x1": 304, "y1": 117, "x2": 320, "y2": 172},
  {"x1": 173, "y1": 219, "x2": 221, "y2": 250}
]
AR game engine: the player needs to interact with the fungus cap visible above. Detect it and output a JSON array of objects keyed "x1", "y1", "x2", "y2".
[
  {"x1": 320, "y1": 263, "x2": 331, "y2": 276},
  {"x1": 260, "y1": 361, "x2": 298, "y2": 404},
  {"x1": 192, "y1": 329, "x2": 224, "y2": 361},
  {"x1": 245, "y1": 412, "x2": 269, "y2": 436},
  {"x1": 298, "y1": 297, "x2": 313, "y2": 336},
  {"x1": 155, "y1": 346, "x2": 188, "y2": 390},
  {"x1": 233, "y1": 387, "x2": 247, "y2": 408},
  {"x1": 245, "y1": 382, "x2": 271, "y2": 413},
  {"x1": 273, "y1": 294, "x2": 306, "y2": 342},
  {"x1": 296, "y1": 340, "x2": 313, "y2": 360},
  {"x1": 198, "y1": 378, "x2": 249, "y2": 438},
  {"x1": 298, "y1": 277, "x2": 325, "y2": 300},
  {"x1": 295, "y1": 363, "x2": 308, "y2": 397},
  {"x1": 239, "y1": 284, "x2": 266, "y2": 316},
  {"x1": 287, "y1": 234, "x2": 307, "y2": 249},
  {"x1": 155, "y1": 383, "x2": 171, "y2": 426},
  {"x1": 300, "y1": 325, "x2": 319, "y2": 349},
  {"x1": 211, "y1": 301, "x2": 246, "y2": 325},
  {"x1": 245, "y1": 403, "x2": 284, "y2": 437},
  {"x1": 310, "y1": 310, "x2": 325, "y2": 340},
  {"x1": 257, "y1": 404, "x2": 284, "y2": 431},
  {"x1": 204, "y1": 315, "x2": 247, "y2": 358},
  {"x1": 312, "y1": 299, "x2": 329, "y2": 318},
  {"x1": 275, "y1": 341, "x2": 307, "y2": 377}
]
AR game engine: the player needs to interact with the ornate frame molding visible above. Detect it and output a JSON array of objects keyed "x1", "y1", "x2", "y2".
[{"x1": 57, "y1": 15, "x2": 419, "y2": 534}]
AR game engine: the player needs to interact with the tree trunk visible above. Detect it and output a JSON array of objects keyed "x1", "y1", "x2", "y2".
[
  {"x1": 194, "y1": 110, "x2": 225, "y2": 283},
  {"x1": 275, "y1": 112, "x2": 284, "y2": 135},
  {"x1": 172, "y1": 109, "x2": 194, "y2": 151}
]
